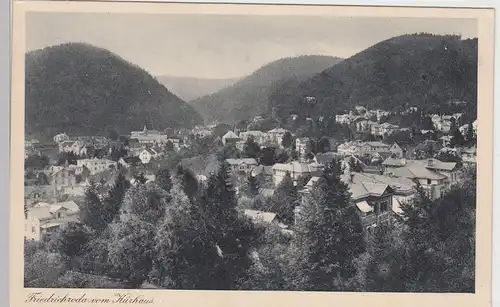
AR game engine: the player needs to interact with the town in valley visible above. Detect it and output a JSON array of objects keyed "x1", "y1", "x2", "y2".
[{"x1": 23, "y1": 12, "x2": 478, "y2": 292}]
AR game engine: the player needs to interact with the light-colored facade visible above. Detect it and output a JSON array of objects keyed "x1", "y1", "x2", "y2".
[
  {"x1": 222, "y1": 131, "x2": 240, "y2": 146},
  {"x1": 24, "y1": 201, "x2": 80, "y2": 241},
  {"x1": 130, "y1": 126, "x2": 170, "y2": 144},
  {"x1": 226, "y1": 158, "x2": 258, "y2": 174},
  {"x1": 266, "y1": 128, "x2": 289, "y2": 147},
  {"x1": 371, "y1": 122, "x2": 400, "y2": 136},
  {"x1": 76, "y1": 158, "x2": 117, "y2": 175},
  {"x1": 58, "y1": 140, "x2": 88, "y2": 156},
  {"x1": 298, "y1": 174, "x2": 395, "y2": 230},
  {"x1": 272, "y1": 162, "x2": 322, "y2": 186},
  {"x1": 382, "y1": 158, "x2": 457, "y2": 199},
  {"x1": 239, "y1": 131, "x2": 267, "y2": 144},
  {"x1": 53, "y1": 133, "x2": 69, "y2": 144},
  {"x1": 390, "y1": 143, "x2": 404, "y2": 158},
  {"x1": 295, "y1": 138, "x2": 310, "y2": 160},
  {"x1": 138, "y1": 148, "x2": 160, "y2": 164}
]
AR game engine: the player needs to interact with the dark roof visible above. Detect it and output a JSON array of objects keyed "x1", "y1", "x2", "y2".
[{"x1": 123, "y1": 156, "x2": 141, "y2": 163}]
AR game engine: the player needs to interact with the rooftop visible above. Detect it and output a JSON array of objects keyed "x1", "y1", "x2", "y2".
[{"x1": 244, "y1": 209, "x2": 277, "y2": 224}]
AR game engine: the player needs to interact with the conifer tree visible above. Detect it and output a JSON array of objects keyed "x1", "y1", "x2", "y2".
[
  {"x1": 241, "y1": 174, "x2": 260, "y2": 199},
  {"x1": 150, "y1": 184, "x2": 219, "y2": 289},
  {"x1": 51, "y1": 222, "x2": 91, "y2": 259},
  {"x1": 134, "y1": 172, "x2": 148, "y2": 184},
  {"x1": 121, "y1": 184, "x2": 169, "y2": 225},
  {"x1": 243, "y1": 137, "x2": 261, "y2": 159},
  {"x1": 287, "y1": 159, "x2": 365, "y2": 291},
  {"x1": 281, "y1": 132, "x2": 293, "y2": 148},
  {"x1": 270, "y1": 171, "x2": 297, "y2": 225},
  {"x1": 201, "y1": 162, "x2": 257, "y2": 289},
  {"x1": 155, "y1": 168, "x2": 172, "y2": 192},
  {"x1": 107, "y1": 214, "x2": 155, "y2": 288},
  {"x1": 466, "y1": 120, "x2": 475, "y2": 144},
  {"x1": 358, "y1": 225, "x2": 406, "y2": 292},
  {"x1": 80, "y1": 181, "x2": 106, "y2": 232},
  {"x1": 174, "y1": 165, "x2": 199, "y2": 200},
  {"x1": 102, "y1": 173, "x2": 130, "y2": 225}
]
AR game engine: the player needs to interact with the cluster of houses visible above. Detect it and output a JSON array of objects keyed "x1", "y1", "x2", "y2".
[
  {"x1": 24, "y1": 112, "x2": 477, "y2": 241},
  {"x1": 222, "y1": 128, "x2": 291, "y2": 150},
  {"x1": 229, "y1": 151, "x2": 462, "y2": 232}
]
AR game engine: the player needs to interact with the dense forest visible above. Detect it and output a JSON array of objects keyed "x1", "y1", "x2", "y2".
[
  {"x1": 191, "y1": 55, "x2": 343, "y2": 124},
  {"x1": 25, "y1": 43, "x2": 202, "y2": 140},
  {"x1": 268, "y1": 34, "x2": 478, "y2": 120}
]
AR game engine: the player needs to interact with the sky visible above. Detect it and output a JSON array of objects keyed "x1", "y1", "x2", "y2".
[{"x1": 26, "y1": 12, "x2": 478, "y2": 79}]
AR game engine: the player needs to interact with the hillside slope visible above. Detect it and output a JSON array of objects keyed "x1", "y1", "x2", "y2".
[
  {"x1": 25, "y1": 43, "x2": 202, "y2": 139},
  {"x1": 268, "y1": 34, "x2": 478, "y2": 119},
  {"x1": 191, "y1": 55, "x2": 343, "y2": 124},
  {"x1": 156, "y1": 76, "x2": 239, "y2": 101}
]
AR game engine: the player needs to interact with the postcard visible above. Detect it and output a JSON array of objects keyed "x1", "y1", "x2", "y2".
[{"x1": 10, "y1": 1, "x2": 494, "y2": 307}]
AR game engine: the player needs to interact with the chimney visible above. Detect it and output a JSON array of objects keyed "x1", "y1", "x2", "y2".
[
  {"x1": 401, "y1": 158, "x2": 407, "y2": 165},
  {"x1": 349, "y1": 173, "x2": 354, "y2": 183},
  {"x1": 428, "y1": 159, "x2": 434, "y2": 167}
]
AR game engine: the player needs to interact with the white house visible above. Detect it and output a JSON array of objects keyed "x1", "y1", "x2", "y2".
[
  {"x1": 58, "y1": 140, "x2": 88, "y2": 156},
  {"x1": 295, "y1": 138, "x2": 310, "y2": 160},
  {"x1": 239, "y1": 131, "x2": 267, "y2": 144},
  {"x1": 461, "y1": 147, "x2": 476, "y2": 164},
  {"x1": 266, "y1": 128, "x2": 290, "y2": 147},
  {"x1": 130, "y1": 125, "x2": 170, "y2": 144},
  {"x1": 389, "y1": 143, "x2": 404, "y2": 158},
  {"x1": 272, "y1": 162, "x2": 322, "y2": 186},
  {"x1": 139, "y1": 148, "x2": 160, "y2": 164},
  {"x1": 382, "y1": 157, "x2": 458, "y2": 199},
  {"x1": 76, "y1": 158, "x2": 117, "y2": 175},
  {"x1": 222, "y1": 131, "x2": 240, "y2": 146},
  {"x1": 53, "y1": 133, "x2": 69, "y2": 144},
  {"x1": 372, "y1": 122, "x2": 399, "y2": 136},
  {"x1": 226, "y1": 158, "x2": 258, "y2": 174},
  {"x1": 24, "y1": 201, "x2": 80, "y2": 241}
]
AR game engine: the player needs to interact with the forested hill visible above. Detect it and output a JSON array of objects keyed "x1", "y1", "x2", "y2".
[
  {"x1": 191, "y1": 55, "x2": 343, "y2": 124},
  {"x1": 268, "y1": 34, "x2": 478, "y2": 119},
  {"x1": 25, "y1": 43, "x2": 202, "y2": 139}
]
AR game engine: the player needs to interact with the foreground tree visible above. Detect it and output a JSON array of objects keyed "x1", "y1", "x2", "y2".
[
  {"x1": 243, "y1": 137, "x2": 261, "y2": 159},
  {"x1": 270, "y1": 172, "x2": 298, "y2": 225},
  {"x1": 241, "y1": 174, "x2": 260, "y2": 199},
  {"x1": 102, "y1": 173, "x2": 131, "y2": 224},
  {"x1": 80, "y1": 182, "x2": 107, "y2": 232},
  {"x1": 155, "y1": 168, "x2": 172, "y2": 192},
  {"x1": 49, "y1": 222, "x2": 91, "y2": 259},
  {"x1": 287, "y1": 159, "x2": 365, "y2": 291},
  {"x1": 121, "y1": 184, "x2": 170, "y2": 225},
  {"x1": 200, "y1": 162, "x2": 258, "y2": 289},
  {"x1": 107, "y1": 214, "x2": 156, "y2": 288},
  {"x1": 174, "y1": 165, "x2": 199, "y2": 200},
  {"x1": 281, "y1": 132, "x2": 293, "y2": 149},
  {"x1": 150, "y1": 184, "x2": 220, "y2": 289}
]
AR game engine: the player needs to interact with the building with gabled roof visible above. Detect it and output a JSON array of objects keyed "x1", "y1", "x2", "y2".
[
  {"x1": 222, "y1": 131, "x2": 240, "y2": 146},
  {"x1": 298, "y1": 173, "x2": 395, "y2": 230},
  {"x1": 272, "y1": 161, "x2": 322, "y2": 187},
  {"x1": 381, "y1": 157, "x2": 458, "y2": 199},
  {"x1": 226, "y1": 158, "x2": 258, "y2": 174},
  {"x1": 25, "y1": 201, "x2": 80, "y2": 241}
]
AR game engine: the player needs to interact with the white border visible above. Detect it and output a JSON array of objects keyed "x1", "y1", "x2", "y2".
[{"x1": 4, "y1": 1, "x2": 496, "y2": 307}]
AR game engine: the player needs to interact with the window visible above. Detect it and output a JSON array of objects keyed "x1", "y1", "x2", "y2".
[
  {"x1": 32, "y1": 227, "x2": 35, "y2": 233},
  {"x1": 57, "y1": 212, "x2": 61, "y2": 218},
  {"x1": 427, "y1": 179, "x2": 432, "y2": 185}
]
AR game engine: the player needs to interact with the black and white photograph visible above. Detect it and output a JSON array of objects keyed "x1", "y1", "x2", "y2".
[{"x1": 15, "y1": 2, "x2": 493, "y2": 299}]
